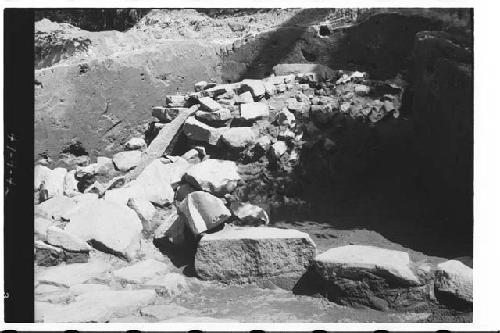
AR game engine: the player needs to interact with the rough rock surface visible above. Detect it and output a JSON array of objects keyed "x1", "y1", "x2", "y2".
[
  {"x1": 179, "y1": 191, "x2": 231, "y2": 235},
  {"x1": 434, "y1": 260, "x2": 473, "y2": 305},
  {"x1": 41, "y1": 290, "x2": 157, "y2": 322},
  {"x1": 195, "y1": 226, "x2": 316, "y2": 289},
  {"x1": 112, "y1": 259, "x2": 171, "y2": 284},
  {"x1": 183, "y1": 116, "x2": 227, "y2": 145},
  {"x1": 112, "y1": 150, "x2": 142, "y2": 172},
  {"x1": 65, "y1": 199, "x2": 143, "y2": 259},
  {"x1": 35, "y1": 195, "x2": 77, "y2": 221},
  {"x1": 184, "y1": 159, "x2": 241, "y2": 195},
  {"x1": 220, "y1": 127, "x2": 256, "y2": 149},
  {"x1": 230, "y1": 202, "x2": 270, "y2": 226},
  {"x1": 36, "y1": 261, "x2": 110, "y2": 287},
  {"x1": 46, "y1": 226, "x2": 92, "y2": 252},
  {"x1": 313, "y1": 245, "x2": 432, "y2": 311},
  {"x1": 240, "y1": 102, "x2": 270, "y2": 121}
]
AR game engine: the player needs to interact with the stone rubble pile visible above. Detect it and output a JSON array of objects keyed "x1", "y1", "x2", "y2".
[{"x1": 34, "y1": 63, "x2": 471, "y2": 322}]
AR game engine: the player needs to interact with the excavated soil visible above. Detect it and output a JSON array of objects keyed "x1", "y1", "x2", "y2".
[{"x1": 34, "y1": 8, "x2": 473, "y2": 323}]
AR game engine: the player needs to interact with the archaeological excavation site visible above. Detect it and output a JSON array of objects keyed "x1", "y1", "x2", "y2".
[{"x1": 33, "y1": 8, "x2": 473, "y2": 323}]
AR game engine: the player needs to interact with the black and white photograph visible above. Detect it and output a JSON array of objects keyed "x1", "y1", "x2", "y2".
[{"x1": 4, "y1": 2, "x2": 498, "y2": 329}]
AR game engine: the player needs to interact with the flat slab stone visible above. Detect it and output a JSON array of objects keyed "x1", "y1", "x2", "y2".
[
  {"x1": 40, "y1": 290, "x2": 157, "y2": 322},
  {"x1": 195, "y1": 226, "x2": 316, "y2": 289},
  {"x1": 112, "y1": 259, "x2": 171, "y2": 284},
  {"x1": 312, "y1": 245, "x2": 431, "y2": 311},
  {"x1": 198, "y1": 96, "x2": 222, "y2": 112},
  {"x1": 46, "y1": 226, "x2": 92, "y2": 252},
  {"x1": 183, "y1": 116, "x2": 227, "y2": 145},
  {"x1": 152, "y1": 106, "x2": 185, "y2": 122},
  {"x1": 314, "y1": 245, "x2": 420, "y2": 286},
  {"x1": 36, "y1": 261, "x2": 110, "y2": 288},
  {"x1": 240, "y1": 102, "x2": 269, "y2": 121}
]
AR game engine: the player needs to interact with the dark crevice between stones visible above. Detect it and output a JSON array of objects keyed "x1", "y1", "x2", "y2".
[
  {"x1": 61, "y1": 140, "x2": 89, "y2": 156},
  {"x1": 88, "y1": 239, "x2": 128, "y2": 261},
  {"x1": 434, "y1": 289, "x2": 473, "y2": 312},
  {"x1": 319, "y1": 25, "x2": 331, "y2": 36}
]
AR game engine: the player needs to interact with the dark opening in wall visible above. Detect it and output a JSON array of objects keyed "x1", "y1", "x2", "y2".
[
  {"x1": 301, "y1": 48, "x2": 318, "y2": 62},
  {"x1": 61, "y1": 140, "x2": 88, "y2": 156},
  {"x1": 319, "y1": 25, "x2": 331, "y2": 36}
]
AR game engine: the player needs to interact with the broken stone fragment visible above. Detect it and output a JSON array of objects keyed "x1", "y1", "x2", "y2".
[
  {"x1": 112, "y1": 259, "x2": 171, "y2": 284},
  {"x1": 64, "y1": 199, "x2": 142, "y2": 260},
  {"x1": 112, "y1": 150, "x2": 142, "y2": 172},
  {"x1": 35, "y1": 166, "x2": 67, "y2": 199},
  {"x1": 220, "y1": 127, "x2": 256, "y2": 149},
  {"x1": 230, "y1": 202, "x2": 269, "y2": 226},
  {"x1": 46, "y1": 226, "x2": 92, "y2": 252},
  {"x1": 165, "y1": 95, "x2": 186, "y2": 107},
  {"x1": 75, "y1": 163, "x2": 99, "y2": 179},
  {"x1": 434, "y1": 259, "x2": 473, "y2": 305},
  {"x1": 183, "y1": 116, "x2": 228, "y2": 145},
  {"x1": 239, "y1": 102, "x2": 270, "y2": 121},
  {"x1": 203, "y1": 84, "x2": 236, "y2": 99},
  {"x1": 96, "y1": 156, "x2": 114, "y2": 174},
  {"x1": 354, "y1": 84, "x2": 370, "y2": 96},
  {"x1": 239, "y1": 79, "x2": 266, "y2": 99},
  {"x1": 179, "y1": 191, "x2": 231, "y2": 235},
  {"x1": 63, "y1": 170, "x2": 80, "y2": 197},
  {"x1": 195, "y1": 226, "x2": 316, "y2": 289},
  {"x1": 235, "y1": 91, "x2": 254, "y2": 104},
  {"x1": 35, "y1": 195, "x2": 77, "y2": 221},
  {"x1": 153, "y1": 209, "x2": 186, "y2": 245},
  {"x1": 127, "y1": 197, "x2": 156, "y2": 227},
  {"x1": 195, "y1": 108, "x2": 232, "y2": 122},
  {"x1": 275, "y1": 107, "x2": 296, "y2": 128},
  {"x1": 183, "y1": 159, "x2": 241, "y2": 195},
  {"x1": 270, "y1": 141, "x2": 288, "y2": 159},
  {"x1": 128, "y1": 159, "x2": 176, "y2": 206},
  {"x1": 125, "y1": 137, "x2": 146, "y2": 150},
  {"x1": 263, "y1": 81, "x2": 277, "y2": 96},
  {"x1": 34, "y1": 164, "x2": 51, "y2": 191},
  {"x1": 197, "y1": 96, "x2": 222, "y2": 112},
  {"x1": 194, "y1": 80, "x2": 209, "y2": 92},
  {"x1": 152, "y1": 106, "x2": 184, "y2": 123},
  {"x1": 278, "y1": 128, "x2": 296, "y2": 141}
]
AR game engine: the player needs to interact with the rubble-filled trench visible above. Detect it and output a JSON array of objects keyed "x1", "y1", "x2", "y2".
[{"x1": 34, "y1": 9, "x2": 473, "y2": 323}]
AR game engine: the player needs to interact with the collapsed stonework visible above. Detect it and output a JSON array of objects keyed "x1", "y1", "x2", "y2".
[{"x1": 34, "y1": 62, "x2": 472, "y2": 322}]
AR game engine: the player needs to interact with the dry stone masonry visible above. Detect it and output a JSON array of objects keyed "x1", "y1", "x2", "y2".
[{"x1": 34, "y1": 60, "x2": 472, "y2": 322}]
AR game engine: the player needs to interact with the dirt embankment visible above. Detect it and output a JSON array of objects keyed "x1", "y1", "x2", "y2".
[{"x1": 35, "y1": 9, "x2": 473, "y2": 259}]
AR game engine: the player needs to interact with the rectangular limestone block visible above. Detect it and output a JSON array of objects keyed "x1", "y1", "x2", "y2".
[{"x1": 194, "y1": 226, "x2": 316, "y2": 289}]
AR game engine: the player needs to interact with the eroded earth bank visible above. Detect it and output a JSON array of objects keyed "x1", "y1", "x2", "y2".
[{"x1": 34, "y1": 9, "x2": 473, "y2": 323}]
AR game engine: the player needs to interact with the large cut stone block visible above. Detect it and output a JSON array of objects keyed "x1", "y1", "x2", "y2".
[{"x1": 194, "y1": 226, "x2": 316, "y2": 289}]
